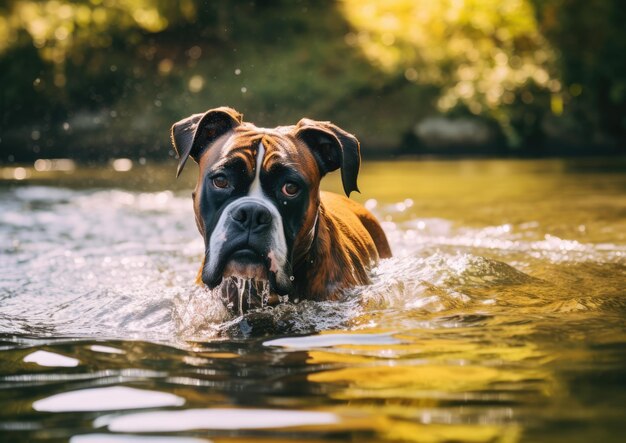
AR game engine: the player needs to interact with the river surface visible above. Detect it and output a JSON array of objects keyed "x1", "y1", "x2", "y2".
[{"x1": 1, "y1": 159, "x2": 625, "y2": 442}]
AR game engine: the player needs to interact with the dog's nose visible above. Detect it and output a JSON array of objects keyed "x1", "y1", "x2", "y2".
[{"x1": 231, "y1": 202, "x2": 272, "y2": 232}]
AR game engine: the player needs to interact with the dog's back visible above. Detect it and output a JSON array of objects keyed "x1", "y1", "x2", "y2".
[{"x1": 321, "y1": 191, "x2": 391, "y2": 260}]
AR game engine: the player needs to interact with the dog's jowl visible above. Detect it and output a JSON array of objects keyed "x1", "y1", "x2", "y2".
[{"x1": 171, "y1": 106, "x2": 391, "y2": 314}]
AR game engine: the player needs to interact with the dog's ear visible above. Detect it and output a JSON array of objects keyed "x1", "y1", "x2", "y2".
[
  {"x1": 170, "y1": 107, "x2": 243, "y2": 177},
  {"x1": 295, "y1": 118, "x2": 361, "y2": 196}
]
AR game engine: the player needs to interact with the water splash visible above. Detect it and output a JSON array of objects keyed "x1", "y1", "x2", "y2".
[
  {"x1": 220, "y1": 276, "x2": 272, "y2": 315},
  {"x1": 1, "y1": 186, "x2": 624, "y2": 341},
  {"x1": 173, "y1": 277, "x2": 279, "y2": 338}
]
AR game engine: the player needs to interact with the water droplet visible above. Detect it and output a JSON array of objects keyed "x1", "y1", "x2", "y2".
[
  {"x1": 188, "y1": 75, "x2": 204, "y2": 93},
  {"x1": 365, "y1": 199, "x2": 377, "y2": 210},
  {"x1": 188, "y1": 46, "x2": 202, "y2": 60},
  {"x1": 13, "y1": 167, "x2": 27, "y2": 180},
  {"x1": 111, "y1": 158, "x2": 133, "y2": 172}
]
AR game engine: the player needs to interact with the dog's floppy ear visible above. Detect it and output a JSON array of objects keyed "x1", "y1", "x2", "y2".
[
  {"x1": 170, "y1": 106, "x2": 243, "y2": 177},
  {"x1": 295, "y1": 118, "x2": 361, "y2": 196}
]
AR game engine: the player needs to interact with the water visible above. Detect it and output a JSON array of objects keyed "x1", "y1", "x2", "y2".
[{"x1": 1, "y1": 159, "x2": 625, "y2": 442}]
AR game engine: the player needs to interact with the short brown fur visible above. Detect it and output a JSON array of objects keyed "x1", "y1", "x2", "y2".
[{"x1": 292, "y1": 191, "x2": 392, "y2": 300}]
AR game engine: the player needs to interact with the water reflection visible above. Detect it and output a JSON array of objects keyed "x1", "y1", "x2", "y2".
[
  {"x1": 33, "y1": 386, "x2": 185, "y2": 412},
  {"x1": 0, "y1": 160, "x2": 625, "y2": 441},
  {"x1": 95, "y1": 408, "x2": 340, "y2": 432},
  {"x1": 264, "y1": 332, "x2": 400, "y2": 349},
  {"x1": 89, "y1": 345, "x2": 126, "y2": 354},
  {"x1": 23, "y1": 350, "x2": 80, "y2": 368},
  {"x1": 71, "y1": 436, "x2": 211, "y2": 443}
]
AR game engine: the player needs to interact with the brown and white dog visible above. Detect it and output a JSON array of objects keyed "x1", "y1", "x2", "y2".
[{"x1": 171, "y1": 107, "x2": 391, "y2": 313}]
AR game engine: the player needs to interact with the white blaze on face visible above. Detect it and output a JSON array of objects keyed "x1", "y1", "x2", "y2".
[
  {"x1": 248, "y1": 142, "x2": 264, "y2": 197},
  {"x1": 206, "y1": 141, "x2": 290, "y2": 289}
]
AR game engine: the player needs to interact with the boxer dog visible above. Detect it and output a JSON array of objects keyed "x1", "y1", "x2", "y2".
[{"x1": 171, "y1": 107, "x2": 391, "y2": 314}]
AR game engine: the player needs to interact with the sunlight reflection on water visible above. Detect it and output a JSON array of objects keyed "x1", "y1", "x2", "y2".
[
  {"x1": 33, "y1": 386, "x2": 185, "y2": 412},
  {"x1": 1, "y1": 184, "x2": 623, "y2": 339},
  {"x1": 95, "y1": 408, "x2": 340, "y2": 432},
  {"x1": 1, "y1": 160, "x2": 625, "y2": 442}
]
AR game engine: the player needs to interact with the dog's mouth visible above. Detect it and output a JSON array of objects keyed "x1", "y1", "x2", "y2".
[
  {"x1": 223, "y1": 249, "x2": 269, "y2": 280},
  {"x1": 218, "y1": 249, "x2": 282, "y2": 314}
]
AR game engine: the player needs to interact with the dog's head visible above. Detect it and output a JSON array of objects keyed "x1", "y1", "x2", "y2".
[{"x1": 171, "y1": 107, "x2": 360, "y2": 311}]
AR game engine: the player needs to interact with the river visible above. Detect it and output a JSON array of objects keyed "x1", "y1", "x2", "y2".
[{"x1": 1, "y1": 158, "x2": 625, "y2": 442}]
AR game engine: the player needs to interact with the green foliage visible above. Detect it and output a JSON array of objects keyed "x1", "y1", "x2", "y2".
[
  {"x1": 0, "y1": 0, "x2": 624, "y2": 162},
  {"x1": 533, "y1": 0, "x2": 626, "y2": 144}
]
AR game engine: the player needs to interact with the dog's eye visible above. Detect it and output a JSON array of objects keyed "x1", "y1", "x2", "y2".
[
  {"x1": 212, "y1": 175, "x2": 229, "y2": 189},
  {"x1": 282, "y1": 181, "x2": 300, "y2": 196}
]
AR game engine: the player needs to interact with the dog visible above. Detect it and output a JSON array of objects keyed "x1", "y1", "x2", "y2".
[{"x1": 170, "y1": 106, "x2": 391, "y2": 313}]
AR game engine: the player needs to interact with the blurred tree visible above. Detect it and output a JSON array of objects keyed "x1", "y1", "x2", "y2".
[
  {"x1": 340, "y1": 0, "x2": 559, "y2": 149},
  {"x1": 533, "y1": 0, "x2": 626, "y2": 148},
  {"x1": 0, "y1": 0, "x2": 623, "y2": 162}
]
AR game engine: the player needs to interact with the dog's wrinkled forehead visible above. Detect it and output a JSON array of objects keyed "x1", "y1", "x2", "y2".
[
  {"x1": 199, "y1": 123, "x2": 318, "y2": 180},
  {"x1": 171, "y1": 106, "x2": 361, "y2": 196}
]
